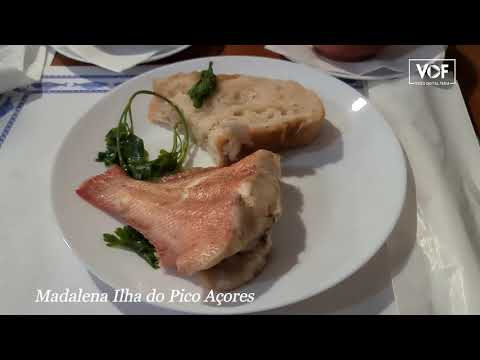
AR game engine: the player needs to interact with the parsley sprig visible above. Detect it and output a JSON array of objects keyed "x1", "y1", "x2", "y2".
[
  {"x1": 103, "y1": 226, "x2": 159, "y2": 269},
  {"x1": 96, "y1": 90, "x2": 190, "y2": 268},
  {"x1": 187, "y1": 61, "x2": 217, "y2": 108},
  {"x1": 96, "y1": 90, "x2": 189, "y2": 181}
]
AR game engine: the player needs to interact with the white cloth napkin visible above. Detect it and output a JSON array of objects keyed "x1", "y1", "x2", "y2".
[
  {"x1": 67, "y1": 45, "x2": 166, "y2": 73},
  {"x1": 266, "y1": 45, "x2": 447, "y2": 79},
  {"x1": 368, "y1": 79, "x2": 480, "y2": 314},
  {"x1": 0, "y1": 45, "x2": 54, "y2": 94}
]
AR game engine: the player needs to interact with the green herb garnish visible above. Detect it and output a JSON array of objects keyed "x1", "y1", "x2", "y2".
[
  {"x1": 97, "y1": 90, "x2": 190, "y2": 268},
  {"x1": 96, "y1": 90, "x2": 189, "y2": 181},
  {"x1": 104, "y1": 226, "x2": 159, "y2": 269},
  {"x1": 187, "y1": 61, "x2": 217, "y2": 108}
]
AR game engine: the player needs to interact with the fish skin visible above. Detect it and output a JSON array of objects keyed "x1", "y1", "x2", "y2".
[{"x1": 76, "y1": 149, "x2": 281, "y2": 275}]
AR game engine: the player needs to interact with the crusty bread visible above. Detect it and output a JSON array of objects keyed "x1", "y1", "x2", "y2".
[{"x1": 148, "y1": 72, "x2": 325, "y2": 165}]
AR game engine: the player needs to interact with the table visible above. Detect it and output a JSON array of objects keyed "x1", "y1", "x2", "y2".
[
  {"x1": 446, "y1": 45, "x2": 480, "y2": 135},
  {"x1": 51, "y1": 45, "x2": 480, "y2": 136},
  {"x1": 4, "y1": 45, "x2": 478, "y2": 314}
]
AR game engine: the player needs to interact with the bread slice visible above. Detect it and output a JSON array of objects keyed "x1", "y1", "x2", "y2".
[{"x1": 148, "y1": 72, "x2": 325, "y2": 165}]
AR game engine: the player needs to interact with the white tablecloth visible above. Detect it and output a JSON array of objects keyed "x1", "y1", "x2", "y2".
[
  {"x1": 1, "y1": 64, "x2": 478, "y2": 314},
  {"x1": 368, "y1": 80, "x2": 480, "y2": 314}
]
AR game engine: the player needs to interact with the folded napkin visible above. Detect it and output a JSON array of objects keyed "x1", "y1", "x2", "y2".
[
  {"x1": 0, "y1": 45, "x2": 54, "y2": 94},
  {"x1": 368, "y1": 79, "x2": 480, "y2": 314},
  {"x1": 266, "y1": 45, "x2": 447, "y2": 79},
  {"x1": 67, "y1": 45, "x2": 167, "y2": 73}
]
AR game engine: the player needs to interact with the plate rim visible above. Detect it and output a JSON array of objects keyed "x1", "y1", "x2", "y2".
[
  {"x1": 50, "y1": 55, "x2": 407, "y2": 314},
  {"x1": 50, "y1": 45, "x2": 191, "y2": 65},
  {"x1": 280, "y1": 53, "x2": 405, "y2": 81}
]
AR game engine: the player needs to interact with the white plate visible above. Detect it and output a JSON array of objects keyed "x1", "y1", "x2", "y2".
[
  {"x1": 51, "y1": 45, "x2": 191, "y2": 64},
  {"x1": 267, "y1": 45, "x2": 447, "y2": 81},
  {"x1": 282, "y1": 55, "x2": 404, "y2": 81},
  {"x1": 265, "y1": 45, "x2": 403, "y2": 81},
  {"x1": 327, "y1": 69, "x2": 404, "y2": 81},
  {"x1": 51, "y1": 56, "x2": 406, "y2": 314}
]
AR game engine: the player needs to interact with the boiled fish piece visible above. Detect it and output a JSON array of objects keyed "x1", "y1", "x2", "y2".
[{"x1": 76, "y1": 150, "x2": 282, "y2": 289}]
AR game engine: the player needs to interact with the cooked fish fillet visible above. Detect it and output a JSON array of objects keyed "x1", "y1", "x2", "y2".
[
  {"x1": 148, "y1": 72, "x2": 325, "y2": 165},
  {"x1": 76, "y1": 150, "x2": 282, "y2": 289},
  {"x1": 198, "y1": 233, "x2": 273, "y2": 291}
]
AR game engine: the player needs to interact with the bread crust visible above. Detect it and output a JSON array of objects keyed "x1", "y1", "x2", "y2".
[
  {"x1": 213, "y1": 114, "x2": 324, "y2": 166},
  {"x1": 148, "y1": 72, "x2": 325, "y2": 165}
]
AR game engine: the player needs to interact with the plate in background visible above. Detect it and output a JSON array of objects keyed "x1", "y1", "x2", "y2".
[{"x1": 51, "y1": 45, "x2": 191, "y2": 65}]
